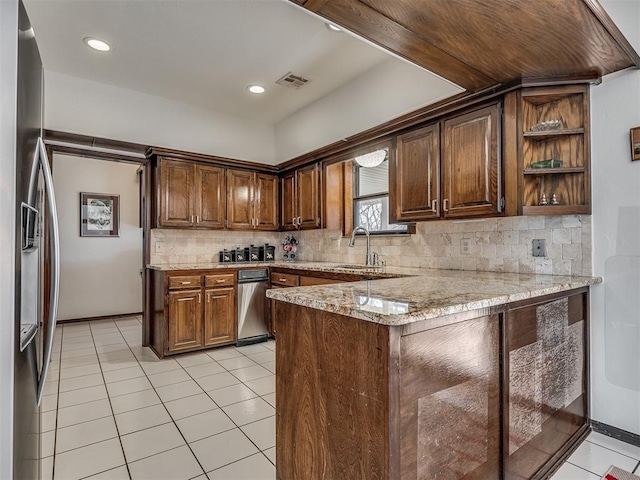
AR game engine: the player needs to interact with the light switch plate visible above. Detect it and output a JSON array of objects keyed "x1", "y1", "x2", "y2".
[{"x1": 532, "y1": 239, "x2": 546, "y2": 257}]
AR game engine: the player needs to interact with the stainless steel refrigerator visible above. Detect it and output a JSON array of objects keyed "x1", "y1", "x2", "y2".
[{"x1": 0, "y1": 1, "x2": 60, "y2": 478}]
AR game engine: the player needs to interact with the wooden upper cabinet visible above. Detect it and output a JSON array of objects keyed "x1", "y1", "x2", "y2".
[
  {"x1": 226, "y1": 169, "x2": 254, "y2": 230},
  {"x1": 227, "y1": 169, "x2": 279, "y2": 231},
  {"x1": 203, "y1": 287, "x2": 236, "y2": 346},
  {"x1": 280, "y1": 172, "x2": 296, "y2": 230},
  {"x1": 281, "y1": 163, "x2": 321, "y2": 231},
  {"x1": 167, "y1": 289, "x2": 203, "y2": 352},
  {"x1": 195, "y1": 164, "x2": 225, "y2": 228},
  {"x1": 296, "y1": 163, "x2": 321, "y2": 229},
  {"x1": 392, "y1": 123, "x2": 441, "y2": 221},
  {"x1": 158, "y1": 158, "x2": 225, "y2": 229},
  {"x1": 254, "y1": 173, "x2": 279, "y2": 231},
  {"x1": 159, "y1": 159, "x2": 194, "y2": 227},
  {"x1": 442, "y1": 103, "x2": 502, "y2": 218}
]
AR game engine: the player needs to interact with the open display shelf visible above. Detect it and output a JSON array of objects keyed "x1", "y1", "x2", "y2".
[{"x1": 519, "y1": 85, "x2": 590, "y2": 215}]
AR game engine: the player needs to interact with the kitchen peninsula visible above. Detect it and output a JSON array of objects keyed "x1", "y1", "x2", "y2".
[{"x1": 267, "y1": 268, "x2": 600, "y2": 480}]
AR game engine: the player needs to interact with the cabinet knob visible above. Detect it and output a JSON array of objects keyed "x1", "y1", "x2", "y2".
[
  {"x1": 443, "y1": 199, "x2": 449, "y2": 212},
  {"x1": 431, "y1": 199, "x2": 438, "y2": 212},
  {"x1": 216, "y1": 279, "x2": 225, "y2": 283}
]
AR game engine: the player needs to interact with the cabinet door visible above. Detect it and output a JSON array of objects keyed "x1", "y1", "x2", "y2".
[
  {"x1": 159, "y1": 159, "x2": 194, "y2": 227},
  {"x1": 254, "y1": 173, "x2": 279, "y2": 231},
  {"x1": 167, "y1": 289, "x2": 202, "y2": 352},
  {"x1": 195, "y1": 164, "x2": 225, "y2": 229},
  {"x1": 392, "y1": 123, "x2": 440, "y2": 221},
  {"x1": 204, "y1": 287, "x2": 236, "y2": 346},
  {"x1": 442, "y1": 103, "x2": 501, "y2": 218},
  {"x1": 296, "y1": 163, "x2": 321, "y2": 229},
  {"x1": 226, "y1": 169, "x2": 254, "y2": 230},
  {"x1": 280, "y1": 172, "x2": 296, "y2": 231},
  {"x1": 505, "y1": 292, "x2": 588, "y2": 480}
]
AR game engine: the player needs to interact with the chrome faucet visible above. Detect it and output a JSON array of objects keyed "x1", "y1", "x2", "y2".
[{"x1": 349, "y1": 225, "x2": 376, "y2": 266}]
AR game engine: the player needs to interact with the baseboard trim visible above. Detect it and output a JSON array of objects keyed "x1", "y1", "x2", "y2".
[
  {"x1": 58, "y1": 312, "x2": 142, "y2": 324},
  {"x1": 591, "y1": 420, "x2": 640, "y2": 448}
]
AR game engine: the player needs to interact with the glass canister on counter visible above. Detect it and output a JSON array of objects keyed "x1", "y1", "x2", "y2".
[
  {"x1": 260, "y1": 243, "x2": 276, "y2": 261},
  {"x1": 219, "y1": 249, "x2": 233, "y2": 263},
  {"x1": 248, "y1": 245, "x2": 260, "y2": 262},
  {"x1": 234, "y1": 247, "x2": 248, "y2": 262}
]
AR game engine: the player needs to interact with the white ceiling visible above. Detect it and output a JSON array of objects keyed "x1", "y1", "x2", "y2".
[{"x1": 23, "y1": 0, "x2": 449, "y2": 125}]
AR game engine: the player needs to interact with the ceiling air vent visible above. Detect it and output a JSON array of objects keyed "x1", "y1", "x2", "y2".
[{"x1": 275, "y1": 72, "x2": 310, "y2": 89}]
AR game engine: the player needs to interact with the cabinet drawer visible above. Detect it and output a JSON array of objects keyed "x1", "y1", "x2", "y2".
[
  {"x1": 205, "y1": 273, "x2": 236, "y2": 288},
  {"x1": 270, "y1": 272, "x2": 299, "y2": 287},
  {"x1": 299, "y1": 276, "x2": 340, "y2": 287},
  {"x1": 168, "y1": 275, "x2": 202, "y2": 290}
]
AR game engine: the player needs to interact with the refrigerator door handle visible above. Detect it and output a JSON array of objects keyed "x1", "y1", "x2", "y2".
[{"x1": 35, "y1": 137, "x2": 60, "y2": 405}]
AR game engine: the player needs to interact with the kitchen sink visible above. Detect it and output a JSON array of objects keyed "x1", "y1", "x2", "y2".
[{"x1": 335, "y1": 264, "x2": 383, "y2": 270}]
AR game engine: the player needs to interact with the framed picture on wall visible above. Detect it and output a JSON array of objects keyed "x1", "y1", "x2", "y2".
[
  {"x1": 631, "y1": 127, "x2": 640, "y2": 161},
  {"x1": 80, "y1": 192, "x2": 120, "y2": 237}
]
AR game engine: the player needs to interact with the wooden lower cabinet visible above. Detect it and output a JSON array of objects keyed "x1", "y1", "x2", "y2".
[
  {"x1": 204, "y1": 287, "x2": 236, "y2": 346},
  {"x1": 149, "y1": 270, "x2": 237, "y2": 358},
  {"x1": 167, "y1": 290, "x2": 203, "y2": 352},
  {"x1": 274, "y1": 288, "x2": 589, "y2": 480}
]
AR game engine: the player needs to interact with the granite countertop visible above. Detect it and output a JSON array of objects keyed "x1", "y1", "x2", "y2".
[
  {"x1": 265, "y1": 269, "x2": 601, "y2": 326},
  {"x1": 147, "y1": 261, "x2": 600, "y2": 326},
  {"x1": 146, "y1": 261, "x2": 407, "y2": 278}
]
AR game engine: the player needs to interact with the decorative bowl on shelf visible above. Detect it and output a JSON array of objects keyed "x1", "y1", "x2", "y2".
[
  {"x1": 530, "y1": 120, "x2": 563, "y2": 132},
  {"x1": 530, "y1": 158, "x2": 563, "y2": 169}
]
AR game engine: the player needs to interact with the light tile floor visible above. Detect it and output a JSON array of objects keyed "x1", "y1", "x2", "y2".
[
  {"x1": 41, "y1": 315, "x2": 640, "y2": 480},
  {"x1": 42, "y1": 316, "x2": 276, "y2": 480},
  {"x1": 550, "y1": 432, "x2": 640, "y2": 479}
]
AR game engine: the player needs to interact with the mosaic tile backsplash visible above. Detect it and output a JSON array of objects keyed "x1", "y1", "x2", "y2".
[{"x1": 150, "y1": 215, "x2": 592, "y2": 277}]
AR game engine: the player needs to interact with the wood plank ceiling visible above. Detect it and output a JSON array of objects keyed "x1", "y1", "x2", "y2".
[{"x1": 292, "y1": 0, "x2": 640, "y2": 92}]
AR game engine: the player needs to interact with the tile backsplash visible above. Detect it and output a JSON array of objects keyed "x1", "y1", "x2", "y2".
[
  {"x1": 150, "y1": 229, "x2": 282, "y2": 265},
  {"x1": 150, "y1": 215, "x2": 592, "y2": 276}
]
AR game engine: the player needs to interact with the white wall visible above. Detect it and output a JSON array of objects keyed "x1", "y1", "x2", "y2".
[
  {"x1": 275, "y1": 58, "x2": 462, "y2": 160},
  {"x1": 591, "y1": 1, "x2": 640, "y2": 435},
  {"x1": 44, "y1": 71, "x2": 278, "y2": 164},
  {"x1": 53, "y1": 154, "x2": 142, "y2": 320}
]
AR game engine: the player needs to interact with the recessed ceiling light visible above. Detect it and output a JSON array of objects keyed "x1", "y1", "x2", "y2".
[
  {"x1": 325, "y1": 23, "x2": 342, "y2": 32},
  {"x1": 247, "y1": 85, "x2": 265, "y2": 94},
  {"x1": 83, "y1": 37, "x2": 111, "y2": 52}
]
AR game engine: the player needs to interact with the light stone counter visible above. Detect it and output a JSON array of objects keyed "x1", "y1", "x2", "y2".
[
  {"x1": 146, "y1": 261, "x2": 406, "y2": 278},
  {"x1": 266, "y1": 269, "x2": 601, "y2": 326},
  {"x1": 147, "y1": 262, "x2": 600, "y2": 326}
]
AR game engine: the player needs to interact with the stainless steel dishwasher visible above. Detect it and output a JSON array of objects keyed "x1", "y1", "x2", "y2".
[{"x1": 237, "y1": 269, "x2": 270, "y2": 346}]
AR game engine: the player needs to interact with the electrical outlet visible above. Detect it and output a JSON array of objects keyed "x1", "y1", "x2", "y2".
[
  {"x1": 532, "y1": 239, "x2": 546, "y2": 257},
  {"x1": 461, "y1": 238, "x2": 471, "y2": 254}
]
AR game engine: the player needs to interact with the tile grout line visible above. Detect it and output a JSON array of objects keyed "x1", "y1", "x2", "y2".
[
  {"x1": 585, "y1": 438, "x2": 640, "y2": 463},
  {"x1": 89, "y1": 321, "x2": 132, "y2": 480},
  {"x1": 55, "y1": 318, "x2": 276, "y2": 477}
]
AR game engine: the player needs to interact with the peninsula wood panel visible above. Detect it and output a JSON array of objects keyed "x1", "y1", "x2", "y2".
[
  {"x1": 505, "y1": 292, "x2": 588, "y2": 480},
  {"x1": 392, "y1": 123, "x2": 440, "y2": 221},
  {"x1": 294, "y1": 0, "x2": 639, "y2": 92},
  {"x1": 442, "y1": 103, "x2": 501, "y2": 218},
  {"x1": 204, "y1": 287, "x2": 236, "y2": 346},
  {"x1": 167, "y1": 289, "x2": 203, "y2": 352},
  {"x1": 159, "y1": 159, "x2": 193, "y2": 227},
  {"x1": 195, "y1": 164, "x2": 225, "y2": 228},
  {"x1": 226, "y1": 168, "x2": 254, "y2": 229},
  {"x1": 275, "y1": 302, "x2": 389, "y2": 480},
  {"x1": 254, "y1": 173, "x2": 279, "y2": 230},
  {"x1": 399, "y1": 315, "x2": 501, "y2": 479}
]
